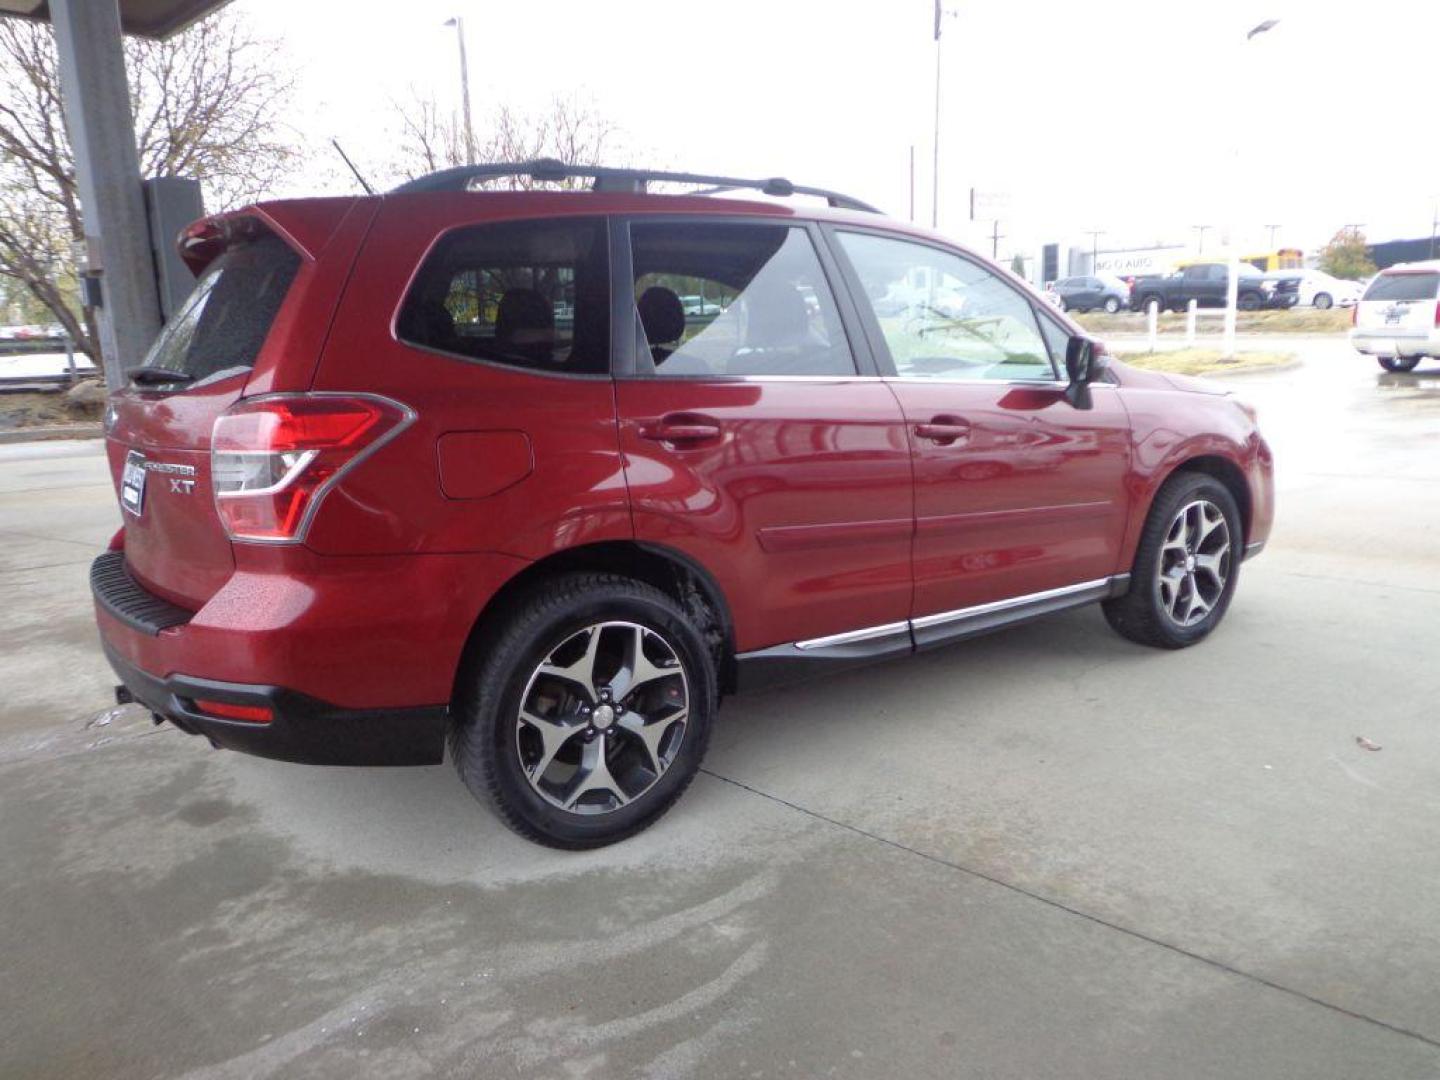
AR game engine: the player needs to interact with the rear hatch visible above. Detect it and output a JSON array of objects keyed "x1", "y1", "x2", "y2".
[
  {"x1": 106, "y1": 200, "x2": 367, "y2": 609},
  {"x1": 1355, "y1": 269, "x2": 1440, "y2": 335}
]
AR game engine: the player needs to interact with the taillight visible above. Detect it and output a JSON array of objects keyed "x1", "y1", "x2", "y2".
[
  {"x1": 211, "y1": 393, "x2": 412, "y2": 543},
  {"x1": 1434, "y1": 300, "x2": 1440, "y2": 328},
  {"x1": 1352, "y1": 303, "x2": 1358, "y2": 326}
]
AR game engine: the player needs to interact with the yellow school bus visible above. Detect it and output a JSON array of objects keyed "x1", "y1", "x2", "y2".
[{"x1": 1175, "y1": 249, "x2": 1303, "y2": 273}]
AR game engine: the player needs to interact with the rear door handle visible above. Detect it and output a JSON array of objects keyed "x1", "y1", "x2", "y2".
[
  {"x1": 914, "y1": 416, "x2": 971, "y2": 446},
  {"x1": 639, "y1": 414, "x2": 722, "y2": 446}
]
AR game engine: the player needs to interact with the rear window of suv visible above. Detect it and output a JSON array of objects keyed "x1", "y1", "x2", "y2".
[
  {"x1": 1363, "y1": 273, "x2": 1440, "y2": 302},
  {"x1": 137, "y1": 232, "x2": 300, "y2": 387}
]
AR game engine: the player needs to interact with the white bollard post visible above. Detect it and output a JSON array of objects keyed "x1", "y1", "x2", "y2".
[
  {"x1": 1186, "y1": 299, "x2": 1198, "y2": 346},
  {"x1": 1147, "y1": 299, "x2": 1159, "y2": 352}
]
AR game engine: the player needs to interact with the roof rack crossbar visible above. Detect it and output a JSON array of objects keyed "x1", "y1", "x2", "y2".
[{"x1": 389, "y1": 159, "x2": 879, "y2": 213}]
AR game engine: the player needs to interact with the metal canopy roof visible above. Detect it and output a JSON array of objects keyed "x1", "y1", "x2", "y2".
[{"x1": 0, "y1": 0, "x2": 230, "y2": 39}]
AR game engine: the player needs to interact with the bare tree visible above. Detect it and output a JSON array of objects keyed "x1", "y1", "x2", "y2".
[
  {"x1": 389, "y1": 92, "x2": 622, "y2": 189},
  {"x1": 0, "y1": 14, "x2": 295, "y2": 358}
]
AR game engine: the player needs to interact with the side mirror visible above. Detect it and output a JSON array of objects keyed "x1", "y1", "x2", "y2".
[{"x1": 1064, "y1": 336, "x2": 1105, "y2": 409}]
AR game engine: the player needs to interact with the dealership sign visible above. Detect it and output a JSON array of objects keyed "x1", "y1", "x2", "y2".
[{"x1": 1094, "y1": 247, "x2": 1185, "y2": 276}]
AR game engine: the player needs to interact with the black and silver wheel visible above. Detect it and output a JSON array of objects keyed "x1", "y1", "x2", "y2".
[
  {"x1": 1378, "y1": 355, "x2": 1421, "y2": 373},
  {"x1": 1103, "y1": 296, "x2": 1122, "y2": 314},
  {"x1": 450, "y1": 574, "x2": 716, "y2": 848},
  {"x1": 1238, "y1": 292, "x2": 1261, "y2": 311},
  {"x1": 1313, "y1": 292, "x2": 1333, "y2": 310},
  {"x1": 1103, "y1": 472, "x2": 1242, "y2": 649}
]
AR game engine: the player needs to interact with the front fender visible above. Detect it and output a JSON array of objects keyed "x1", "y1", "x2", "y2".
[{"x1": 1114, "y1": 386, "x2": 1270, "y2": 570}]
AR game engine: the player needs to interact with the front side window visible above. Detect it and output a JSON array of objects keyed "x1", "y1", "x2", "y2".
[
  {"x1": 837, "y1": 231, "x2": 1056, "y2": 381},
  {"x1": 397, "y1": 218, "x2": 609, "y2": 375},
  {"x1": 629, "y1": 222, "x2": 855, "y2": 378}
]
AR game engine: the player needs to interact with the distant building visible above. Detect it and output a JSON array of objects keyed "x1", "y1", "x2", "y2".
[{"x1": 1369, "y1": 236, "x2": 1439, "y2": 270}]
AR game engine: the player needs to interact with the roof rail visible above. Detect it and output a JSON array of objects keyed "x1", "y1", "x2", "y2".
[{"x1": 388, "y1": 159, "x2": 880, "y2": 213}]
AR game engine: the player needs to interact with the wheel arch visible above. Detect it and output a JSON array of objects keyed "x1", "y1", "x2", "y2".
[
  {"x1": 450, "y1": 541, "x2": 738, "y2": 708},
  {"x1": 1162, "y1": 454, "x2": 1253, "y2": 541}
]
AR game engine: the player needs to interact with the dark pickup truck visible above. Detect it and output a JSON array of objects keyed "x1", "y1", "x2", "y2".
[{"x1": 1129, "y1": 262, "x2": 1280, "y2": 313}]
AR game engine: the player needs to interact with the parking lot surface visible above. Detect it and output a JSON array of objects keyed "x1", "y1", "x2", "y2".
[{"x1": 3, "y1": 339, "x2": 1439, "y2": 1079}]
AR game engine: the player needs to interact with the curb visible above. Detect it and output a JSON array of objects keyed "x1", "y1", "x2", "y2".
[
  {"x1": 0, "y1": 424, "x2": 102, "y2": 445},
  {"x1": 1197, "y1": 358, "x2": 1305, "y2": 379}
]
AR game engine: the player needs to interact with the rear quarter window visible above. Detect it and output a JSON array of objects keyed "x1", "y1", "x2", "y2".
[
  {"x1": 138, "y1": 232, "x2": 300, "y2": 387},
  {"x1": 1363, "y1": 273, "x2": 1440, "y2": 302},
  {"x1": 396, "y1": 218, "x2": 609, "y2": 375}
]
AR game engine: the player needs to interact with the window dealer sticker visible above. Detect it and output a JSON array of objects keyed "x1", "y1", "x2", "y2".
[{"x1": 120, "y1": 450, "x2": 147, "y2": 517}]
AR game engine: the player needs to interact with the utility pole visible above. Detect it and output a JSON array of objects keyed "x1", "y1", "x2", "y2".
[
  {"x1": 444, "y1": 16, "x2": 476, "y2": 166},
  {"x1": 1191, "y1": 224, "x2": 1211, "y2": 254},
  {"x1": 1084, "y1": 229, "x2": 1104, "y2": 271},
  {"x1": 931, "y1": 1, "x2": 944, "y2": 228},
  {"x1": 1264, "y1": 224, "x2": 1281, "y2": 248},
  {"x1": 990, "y1": 220, "x2": 1003, "y2": 259},
  {"x1": 908, "y1": 145, "x2": 915, "y2": 222},
  {"x1": 1430, "y1": 201, "x2": 1437, "y2": 259}
]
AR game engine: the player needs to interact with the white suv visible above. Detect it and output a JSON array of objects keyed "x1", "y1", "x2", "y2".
[{"x1": 1351, "y1": 262, "x2": 1440, "y2": 372}]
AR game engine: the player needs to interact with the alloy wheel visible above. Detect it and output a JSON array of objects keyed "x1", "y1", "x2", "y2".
[
  {"x1": 1156, "y1": 499, "x2": 1231, "y2": 627},
  {"x1": 515, "y1": 621, "x2": 689, "y2": 815}
]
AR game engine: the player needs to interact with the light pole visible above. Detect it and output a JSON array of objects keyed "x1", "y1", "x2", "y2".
[
  {"x1": 1224, "y1": 18, "x2": 1279, "y2": 359},
  {"x1": 1191, "y1": 224, "x2": 1211, "y2": 254},
  {"x1": 444, "y1": 16, "x2": 476, "y2": 166},
  {"x1": 1085, "y1": 230, "x2": 1104, "y2": 272}
]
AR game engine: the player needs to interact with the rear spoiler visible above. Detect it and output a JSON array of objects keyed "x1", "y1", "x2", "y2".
[{"x1": 176, "y1": 198, "x2": 364, "y2": 275}]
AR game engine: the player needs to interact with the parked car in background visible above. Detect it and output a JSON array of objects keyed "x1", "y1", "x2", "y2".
[
  {"x1": 91, "y1": 163, "x2": 1274, "y2": 848},
  {"x1": 1350, "y1": 261, "x2": 1440, "y2": 372},
  {"x1": 1265, "y1": 270, "x2": 1363, "y2": 309},
  {"x1": 1130, "y1": 263, "x2": 1274, "y2": 313},
  {"x1": 1052, "y1": 274, "x2": 1130, "y2": 314}
]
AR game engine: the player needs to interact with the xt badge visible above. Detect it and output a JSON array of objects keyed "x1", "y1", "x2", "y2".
[{"x1": 169, "y1": 478, "x2": 196, "y2": 495}]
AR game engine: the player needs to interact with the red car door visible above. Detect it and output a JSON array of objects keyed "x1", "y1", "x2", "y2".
[
  {"x1": 827, "y1": 228, "x2": 1132, "y2": 638},
  {"x1": 613, "y1": 217, "x2": 914, "y2": 656}
]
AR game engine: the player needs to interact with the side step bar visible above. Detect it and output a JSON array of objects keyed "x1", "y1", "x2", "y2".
[{"x1": 735, "y1": 575, "x2": 1129, "y2": 693}]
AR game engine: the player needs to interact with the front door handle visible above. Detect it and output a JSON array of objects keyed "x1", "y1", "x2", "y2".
[
  {"x1": 914, "y1": 416, "x2": 970, "y2": 446},
  {"x1": 639, "y1": 414, "x2": 722, "y2": 446}
]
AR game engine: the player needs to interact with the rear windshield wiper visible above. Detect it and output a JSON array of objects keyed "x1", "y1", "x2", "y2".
[{"x1": 127, "y1": 366, "x2": 193, "y2": 386}]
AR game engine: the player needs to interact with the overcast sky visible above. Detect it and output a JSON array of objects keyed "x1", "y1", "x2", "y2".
[{"x1": 240, "y1": 0, "x2": 1440, "y2": 262}]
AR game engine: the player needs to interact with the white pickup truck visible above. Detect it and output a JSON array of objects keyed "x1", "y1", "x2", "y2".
[{"x1": 1351, "y1": 262, "x2": 1440, "y2": 372}]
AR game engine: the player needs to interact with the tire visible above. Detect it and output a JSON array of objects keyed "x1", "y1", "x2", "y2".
[
  {"x1": 1313, "y1": 292, "x2": 1333, "y2": 310},
  {"x1": 1057, "y1": 298, "x2": 1069, "y2": 312},
  {"x1": 1238, "y1": 292, "x2": 1261, "y2": 312},
  {"x1": 1140, "y1": 294, "x2": 1163, "y2": 314},
  {"x1": 449, "y1": 573, "x2": 717, "y2": 849},
  {"x1": 1378, "y1": 355, "x2": 1421, "y2": 373},
  {"x1": 1102, "y1": 471, "x2": 1243, "y2": 649},
  {"x1": 1103, "y1": 296, "x2": 1122, "y2": 314}
]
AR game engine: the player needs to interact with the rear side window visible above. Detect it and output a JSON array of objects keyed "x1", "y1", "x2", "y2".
[
  {"x1": 397, "y1": 218, "x2": 609, "y2": 375},
  {"x1": 629, "y1": 222, "x2": 856, "y2": 378},
  {"x1": 138, "y1": 233, "x2": 300, "y2": 387},
  {"x1": 1364, "y1": 273, "x2": 1440, "y2": 302}
]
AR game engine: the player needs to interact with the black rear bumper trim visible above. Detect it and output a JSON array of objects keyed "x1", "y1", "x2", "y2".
[
  {"x1": 102, "y1": 641, "x2": 448, "y2": 767},
  {"x1": 90, "y1": 551, "x2": 193, "y2": 635}
]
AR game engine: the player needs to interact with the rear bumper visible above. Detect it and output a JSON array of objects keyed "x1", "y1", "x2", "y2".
[
  {"x1": 104, "y1": 640, "x2": 447, "y2": 765},
  {"x1": 1350, "y1": 329, "x2": 1440, "y2": 357},
  {"x1": 92, "y1": 544, "x2": 530, "y2": 765}
]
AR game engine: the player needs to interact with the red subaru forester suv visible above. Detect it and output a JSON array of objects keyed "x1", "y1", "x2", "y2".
[{"x1": 93, "y1": 162, "x2": 1273, "y2": 848}]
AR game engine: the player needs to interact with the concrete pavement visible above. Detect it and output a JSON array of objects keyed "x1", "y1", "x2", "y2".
[{"x1": 3, "y1": 341, "x2": 1440, "y2": 1079}]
